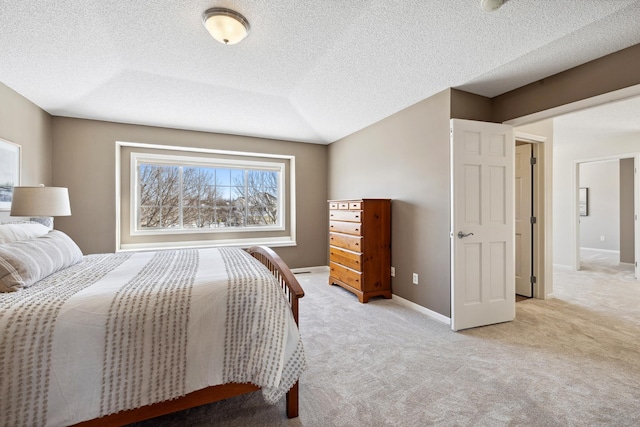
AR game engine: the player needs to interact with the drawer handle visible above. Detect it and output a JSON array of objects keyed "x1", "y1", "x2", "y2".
[
  {"x1": 355, "y1": 215, "x2": 360, "y2": 219},
  {"x1": 355, "y1": 228, "x2": 359, "y2": 232}
]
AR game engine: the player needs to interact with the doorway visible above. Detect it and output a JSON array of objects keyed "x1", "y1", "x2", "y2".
[
  {"x1": 573, "y1": 155, "x2": 639, "y2": 279},
  {"x1": 513, "y1": 131, "x2": 547, "y2": 299},
  {"x1": 515, "y1": 141, "x2": 534, "y2": 298}
]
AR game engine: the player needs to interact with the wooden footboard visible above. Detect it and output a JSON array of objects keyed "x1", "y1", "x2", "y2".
[
  {"x1": 247, "y1": 245, "x2": 305, "y2": 324},
  {"x1": 73, "y1": 246, "x2": 304, "y2": 426}
]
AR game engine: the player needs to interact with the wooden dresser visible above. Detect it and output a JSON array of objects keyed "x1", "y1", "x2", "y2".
[{"x1": 328, "y1": 199, "x2": 391, "y2": 303}]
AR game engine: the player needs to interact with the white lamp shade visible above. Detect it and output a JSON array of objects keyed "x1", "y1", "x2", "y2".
[
  {"x1": 10, "y1": 186, "x2": 71, "y2": 217},
  {"x1": 203, "y1": 8, "x2": 250, "y2": 45}
]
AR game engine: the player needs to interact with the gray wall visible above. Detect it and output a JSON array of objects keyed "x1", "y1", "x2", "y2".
[
  {"x1": 579, "y1": 161, "x2": 619, "y2": 251},
  {"x1": 329, "y1": 89, "x2": 454, "y2": 316},
  {"x1": 51, "y1": 117, "x2": 328, "y2": 269},
  {"x1": 620, "y1": 158, "x2": 635, "y2": 263},
  {"x1": 492, "y1": 44, "x2": 640, "y2": 123},
  {"x1": 0, "y1": 83, "x2": 52, "y2": 222}
]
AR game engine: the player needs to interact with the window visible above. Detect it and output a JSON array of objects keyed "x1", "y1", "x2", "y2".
[
  {"x1": 116, "y1": 142, "x2": 295, "y2": 251},
  {"x1": 132, "y1": 153, "x2": 285, "y2": 234}
]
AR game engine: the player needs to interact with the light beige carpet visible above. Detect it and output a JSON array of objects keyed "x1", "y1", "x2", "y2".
[{"x1": 131, "y1": 256, "x2": 640, "y2": 426}]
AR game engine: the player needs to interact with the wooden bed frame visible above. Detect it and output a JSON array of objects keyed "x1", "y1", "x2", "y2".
[{"x1": 73, "y1": 246, "x2": 305, "y2": 427}]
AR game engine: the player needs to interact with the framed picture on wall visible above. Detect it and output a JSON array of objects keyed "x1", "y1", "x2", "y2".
[
  {"x1": 579, "y1": 187, "x2": 589, "y2": 216},
  {"x1": 0, "y1": 138, "x2": 21, "y2": 211}
]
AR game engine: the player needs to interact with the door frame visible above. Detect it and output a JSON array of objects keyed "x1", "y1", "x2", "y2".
[
  {"x1": 571, "y1": 153, "x2": 640, "y2": 279},
  {"x1": 515, "y1": 131, "x2": 548, "y2": 299}
]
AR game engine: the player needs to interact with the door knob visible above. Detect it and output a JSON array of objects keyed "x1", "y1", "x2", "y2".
[{"x1": 457, "y1": 231, "x2": 474, "y2": 239}]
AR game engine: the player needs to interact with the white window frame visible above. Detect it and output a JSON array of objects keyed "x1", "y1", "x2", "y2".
[
  {"x1": 130, "y1": 152, "x2": 286, "y2": 236},
  {"x1": 115, "y1": 141, "x2": 296, "y2": 252}
]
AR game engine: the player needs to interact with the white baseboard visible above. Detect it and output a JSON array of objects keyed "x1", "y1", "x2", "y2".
[
  {"x1": 391, "y1": 294, "x2": 450, "y2": 325},
  {"x1": 291, "y1": 265, "x2": 329, "y2": 274},
  {"x1": 291, "y1": 266, "x2": 451, "y2": 325},
  {"x1": 580, "y1": 247, "x2": 620, "y2": 254}
]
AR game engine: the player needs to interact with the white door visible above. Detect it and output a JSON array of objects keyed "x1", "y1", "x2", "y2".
[
  {"x1": 450, "y1": 119, "x2": 515, "y2": 331},
  {"x1": 515, "y1": 144, "x2": 533, "y2": 297}
]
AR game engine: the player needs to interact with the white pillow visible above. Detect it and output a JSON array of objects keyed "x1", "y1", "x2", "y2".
[
  {"x1": 0, "y1": 222, "x2": 51, "y2": 244},
  {"x1": 0, "y1": 230, "x2": 84, "y2": 292}
]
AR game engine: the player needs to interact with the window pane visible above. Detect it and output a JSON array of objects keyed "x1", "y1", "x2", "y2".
[
  {"x1": 140, "y1": 206, "x2": 162, "y2": 228},
  {"x1": 160, "y1": 206, "x2": 180, "y2": 228},
  {"x1": 217, "y1": 186, "x2": 232, "y2": 203},
  {"x1": 183, "y1": 166, "x2": 215, "y2": 207},
  {"x1": 216, "y1": 168, "x2": 231, "y2": 186},
  {"x1": 135, "y1": 157, "x2": 282, "y2": 232},
  {"x1": 138, "y1": 164, "x2": 180, "y2": 229},
  {"x1": 231, "y1": 186, "x2": 245, "y2": 202},
  {"x1": 248, "y1": 208, "x2": 267, "y2": 225},
  {"x1": 228, "y1": 204, "x2": 245, "y2": 227},
  {"x1": 214, "y1": 207, "x2": 230, "y2": 227},
  {"x1": 183, "y1": 207, "x2": 215, "y2": 228},
  {"x1": 139, "y1": 164, "x2": 180, "y2": 208},
  {"x1": 230, "y1": 169, "x2": 244, "y2": 186}
]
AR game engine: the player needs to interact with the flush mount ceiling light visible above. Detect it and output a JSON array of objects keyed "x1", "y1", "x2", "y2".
[
  {"x1": 481, "y1": 0, "x2": 508, "y2": 12},
  {"x1": 202, "y1": 7, "x2": 250, "y2": 45}
]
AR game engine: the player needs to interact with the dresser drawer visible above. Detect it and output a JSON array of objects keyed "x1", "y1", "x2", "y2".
[
  {"x1": 338, "y1": 202, "x2": 350, "y2": 209},
  {"x1": 329, "y1": 210, "x2": 362, "y2": 222},
  {"x1": 329, "y1": 220, "x2": 362, "y2": 236},
  {"x1": 329, "y1": 202, "x2": 339, "y2": 210},
  {"x1": 349, "y1": 202, "x2": 362, "y2": 210},
  {"x1": 329, "y1": 233, "x2": 362, "y2": 252},
  {"x1": 330, "y1": 262, "x2": 362, "y2": 290},
  {"x1": 329, "y1": 246, "x2": 362, "y2": 271}
]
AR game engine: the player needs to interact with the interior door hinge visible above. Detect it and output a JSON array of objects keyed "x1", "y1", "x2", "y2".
[
  {"x1": 530, "y1": 276, "x2": 537, "y2": 284},
  {"x1": 530, "y1": 216, "x2": 537, "y2": 224},
  {"x1": 530, "y1": 157, "x2": 537, "y2": 165}
]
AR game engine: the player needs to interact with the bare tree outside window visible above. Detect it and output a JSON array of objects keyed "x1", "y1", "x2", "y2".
[
  {"x1": 139, "y1": 165, "x2": 181, "y2": 228},
  {"x1": 138, "y1": 163, "x2": 280, "y2": 230}
]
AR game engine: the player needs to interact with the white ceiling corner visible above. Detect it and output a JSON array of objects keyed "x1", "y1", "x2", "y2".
[{"x1": 1, "y1": 0, "x2": 640, "y2": 144}]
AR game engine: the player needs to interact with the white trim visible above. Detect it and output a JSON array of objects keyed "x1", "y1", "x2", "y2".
[
  {"x1": 115, "y1": 142, "x2": 122, "y2": 252},
  {"x1": 504, "y1": 84, "x2": 640, "y2": 128},
  {"x1": 514, "y1": 131, "x2": 547, "y2": 144},
  {"x1": 580, "y1": 247, "x2": 620, "y2": 254},
  {"x1": 118, "y1": 236, "x2": 296, "y2": 252},
  {"x1": 129, "y1": 152, "x2": 286, "y2": 236},
  {"x1": 115, "y1": 141, "x2": 297, "y2": 252},
  {"x1": 291, "y1": 266, "x2": 329, "y2": 274},
  {"x1": 117, "y1": 140, "x2": 295, "y2": 160},
  {"x1": 391, "y1": 294, "x2": 451, "y2": 325}
]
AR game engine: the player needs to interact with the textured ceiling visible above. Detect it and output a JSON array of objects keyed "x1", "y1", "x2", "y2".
[
  {"x1": 1, "y1": 0, "x2": 640, "y2": 144},
  {"x1": 554, "y1": 96, "x2": 640, "y2": 145}
]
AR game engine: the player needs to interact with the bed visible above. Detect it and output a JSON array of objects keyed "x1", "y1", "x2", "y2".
[{"x1": 0, "y1": 223, "x2": 305, "y2": 427}]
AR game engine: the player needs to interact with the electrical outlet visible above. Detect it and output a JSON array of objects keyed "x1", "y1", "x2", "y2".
[
  {"x1": 600, "y1": 236, "x2": 605, "y2": 241},
  {"x1": 412, "y1": 273, "x2": 419, "y2": 285},
  {"x1": 390, "y1": 266, "x2": 395, "y2": 277}
]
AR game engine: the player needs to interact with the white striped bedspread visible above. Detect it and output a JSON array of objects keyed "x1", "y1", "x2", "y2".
[{"x1": 0, "y1": 247, "x2": 306, "y2": 427}]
